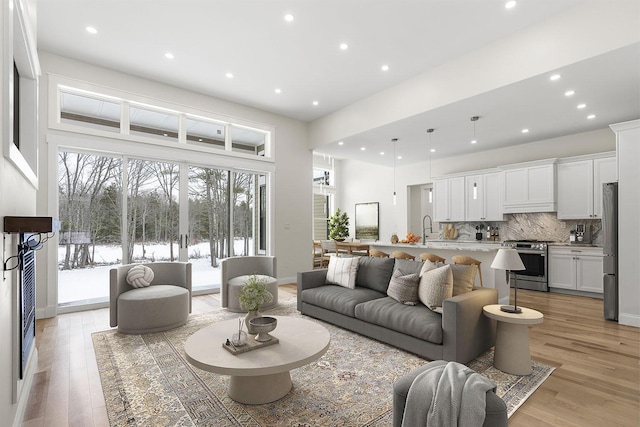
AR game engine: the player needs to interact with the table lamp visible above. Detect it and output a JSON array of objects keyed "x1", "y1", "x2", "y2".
[{"x1": 490, "y1": 248, "x2": 526, "y2": 313}]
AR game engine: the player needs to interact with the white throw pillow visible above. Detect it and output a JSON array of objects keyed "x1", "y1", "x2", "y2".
[
  {"x1": 418, "y1": 264, "x2": 453, "y2": 313},
  {"x1": 326, "y1": 256, "x2": 360, "y2": 289},
  {"x1": 126, "y1": 264, "x2": 154, "y2": 288}
]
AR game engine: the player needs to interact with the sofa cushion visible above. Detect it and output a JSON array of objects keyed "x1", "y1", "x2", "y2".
[
  {"x1": 387, "y1": 269, "x2": 420, "y2": 305},
  {"x1": 355, "y1": 297, "x2": 443, "y2": 344},
  {"x1": 301, "y1": 285, "x2": 386, "y2": 317},
  {"x1": 393, "y1": 258, "x2": 424, "y2": 276},
  {"x1": 451, "y1": 264, "x2": 478, "y2": 296},
  {"x1": 356, "y1": 257, "x2": 395, "y2": 293},
  {"x1": 418, "y1": 264, "x2": 453, "y2": 313},
  {"x1": 326, "y1": 256, "x2": 360, "y2": 289}
]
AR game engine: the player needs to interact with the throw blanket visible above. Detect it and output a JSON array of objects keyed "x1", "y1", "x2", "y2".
[{"x1": 401, "y1": 361, "x2": 496, "y2": 427}]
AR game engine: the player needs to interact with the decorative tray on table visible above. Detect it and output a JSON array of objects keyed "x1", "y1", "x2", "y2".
[{"x1": 222, "y1": 335, "x2": 279, "y2": 355}]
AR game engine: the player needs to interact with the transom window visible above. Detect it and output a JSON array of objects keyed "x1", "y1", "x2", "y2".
[{"x1": 54, "y1": 84, "x2": 273, "y2": 159}]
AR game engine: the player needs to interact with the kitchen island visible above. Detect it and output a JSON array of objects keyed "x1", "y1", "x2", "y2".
[{"x1": 370, "y1": 241, "x2": 509, "y2": 303}]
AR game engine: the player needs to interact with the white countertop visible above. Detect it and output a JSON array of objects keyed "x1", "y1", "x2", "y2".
[{"x1": 370, "y1": 240, "x2": 503, "y2": 252}]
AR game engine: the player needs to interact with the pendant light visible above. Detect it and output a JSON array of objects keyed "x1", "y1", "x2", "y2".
[
  {"x1": 470, "y1": 116, "x2": 479, "y2": 199},
  {"x1": 427, "y1": 129, "x2": 434, "y2": 203},
  {"x1": 392, "y1": 138, "x2": 398, "y2": 205}
]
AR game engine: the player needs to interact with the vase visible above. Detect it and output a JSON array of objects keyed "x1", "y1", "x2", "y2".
[{"x1": 245, "y1": 310, "x2": 261, "y2": 334}]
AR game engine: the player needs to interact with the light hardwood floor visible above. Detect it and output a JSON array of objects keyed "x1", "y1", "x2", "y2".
[{"x1": 22, "y1": 286, "x2": 639, "y2": 427}]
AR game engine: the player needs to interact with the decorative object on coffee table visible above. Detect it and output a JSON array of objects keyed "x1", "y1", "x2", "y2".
[
  {"x1": 249, "y1": 316, "x2": 277, "y2": 342},
  {"x1": 328, "y1": 208, "x2": 349, "y2": 241},
  {"x1": 239, "y1": 274, "x2": 274, "y2": 333}
]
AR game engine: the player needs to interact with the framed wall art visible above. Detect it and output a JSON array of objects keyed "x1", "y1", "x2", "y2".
[{"x1": 355, "y1": 202, "x2": 379, "y2": 240}]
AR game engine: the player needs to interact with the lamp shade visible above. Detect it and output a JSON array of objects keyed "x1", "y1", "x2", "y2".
[{"x1": 490, "y1": 248, "x2": 525, "y2": 271}]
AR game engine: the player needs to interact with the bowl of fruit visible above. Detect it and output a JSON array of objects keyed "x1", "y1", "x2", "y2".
[{"x1": 403, "y1": 233, "x2": 420, "y2": 244}]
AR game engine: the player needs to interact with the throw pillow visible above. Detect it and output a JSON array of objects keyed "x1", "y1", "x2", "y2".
[
  {"x1": 387, "y1": 268, "x2": 420, "y2": 305},
  {"x1": 326, "y1": 256, "x2": 360, "y2": 289},
  {"x1": 450, "y1": 264, "x2": 478, "y2": 296},
  {"x1": 126, "y1": 264, "x2": 154, "y2": 288},
  {"x1": 418, "y1": 259, "x2": 439, "y2": 278},
  {"x1": 418, "y1": 264, "x2": 453, "y2": 313}
]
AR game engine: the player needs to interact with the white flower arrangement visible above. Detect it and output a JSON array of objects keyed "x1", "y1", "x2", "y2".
[{"x1": 239, "y1": 274, "x2": 274, "y2": 312}]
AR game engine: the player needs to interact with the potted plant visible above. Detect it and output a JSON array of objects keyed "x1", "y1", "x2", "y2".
[
  {"x1": 239, "y1": 274, "x2": 274, "y2": 333},
  {"x1": 328, "y1": 208, "x2": 350, "y2": 241}
]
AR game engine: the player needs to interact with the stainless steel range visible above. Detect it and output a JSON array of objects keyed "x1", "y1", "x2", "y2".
[{"x1": 501, "y1": 240, "x2": 549, "y2": 292}]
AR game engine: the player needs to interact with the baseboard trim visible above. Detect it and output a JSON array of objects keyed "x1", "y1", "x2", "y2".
[{"x1": 618, "y1": 312, "x2": 640, "y2": 328}]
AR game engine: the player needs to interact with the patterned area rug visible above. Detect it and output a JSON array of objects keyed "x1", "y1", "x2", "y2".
[{"x1": 93, "y1": 302, "x2": 554, "y2": 426}]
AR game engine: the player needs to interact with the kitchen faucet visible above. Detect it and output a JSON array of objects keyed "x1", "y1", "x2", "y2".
[{"x1": 422, "y1": 215, "x2": 433, "y2": 244}]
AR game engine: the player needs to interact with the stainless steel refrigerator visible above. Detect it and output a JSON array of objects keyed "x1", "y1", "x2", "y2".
[{"x1": 602, "y1": 182, "x2": 618, "y2": 321}]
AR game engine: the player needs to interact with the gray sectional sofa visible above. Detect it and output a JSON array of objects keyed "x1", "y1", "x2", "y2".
[{"x1": 297, "y1": 256, "x2": 498, "y2": 363}]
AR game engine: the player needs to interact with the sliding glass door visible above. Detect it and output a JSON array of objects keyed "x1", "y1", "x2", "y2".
[{"x1": 58, "y1": 150, "x2": 270, "y2": 306}]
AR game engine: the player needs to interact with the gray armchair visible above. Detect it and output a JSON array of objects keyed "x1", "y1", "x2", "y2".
[
  {"x1": 110, "y1": 262, "x2": 192, "y2": 334},
  {"x1": 221, "y1": 256, "x2": 278, "y2": 312}
]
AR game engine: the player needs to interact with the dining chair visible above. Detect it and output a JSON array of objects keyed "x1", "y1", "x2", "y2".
[
  {"x1": 391, "y1": 251, "x2": 415, "y2": 261},
  {"x1": 312, "y1": 240, "x2": 323, "y2": 269},
  {"x1": 419, "y1": 252, "x2": 446, "y2": 264},
  {"x1": 320, "y1": 240, "x2": 338, "y2": 267},
  {"x1": 452, "y1": 255, "x2": 483, "y2": 287},
  {"x1": 369, "y1": 248, "x2": 390, "y2": 258}
]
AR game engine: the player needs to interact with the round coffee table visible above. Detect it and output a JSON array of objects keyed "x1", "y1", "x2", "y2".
[
  {"x1": 483, "y1": 304, "x2": 543, "y2": 375},
  {"x1": 184, "y1": 316, "x2": 330, "y2": 404}
]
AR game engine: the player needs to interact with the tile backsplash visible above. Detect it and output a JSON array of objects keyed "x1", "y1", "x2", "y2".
[{"x1": 439, "y1": 212, "x2": 602, "y2": 246}]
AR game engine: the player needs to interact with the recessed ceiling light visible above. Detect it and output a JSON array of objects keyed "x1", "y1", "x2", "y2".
[
  {"x1": 284, "y1": 14, "x2": 294, "y2": 22},
  {"x1": 565, "y1": 90, "x2": 575, "y2": 96},
  {"x1": 360, "y1": 147, "x2": 366, "y2": 151},
  {"x1": 338, "y1": 141, "x2": 344, "y2": 145},
  {"x1": 381, "y1": 64, "x2": 390, "y2": 71},
  {"x1": 164, "y1": 52, "x2": 175, "y2": 59},
  {"x1": 577, "y1": 103, "x2": 587, "y2": 109},
  {"x1": 339, "y1": 43, "x2": 349, "y2": 50},
  {"x1": 505, "y1": 1, "x2": 517, "y2": 9},
  {"x1": 274, "y1": 88, "x2": 282, "y2": 94},
  {"x1": 312, "y1": 100, "x2": 319, "y2": 106},
  {"x1": 198, "y1": 138, "x2": 203, "y2": 142},
  {"x1": 521, "y1": 129, "x2": 529, "y2": 133},
  {"x1": 430, "y1": 148, "x2": 436, "y2": 153},
  {"x1": 587, "y1": 114, "x2": 596, "y2": 119},
  {"x1": 397, "y1": 156, "x2": 402, "y2": 160},
  {"x1": 470, "y1": 139, "x2": 477, "y2": 144},
  {"x1": 225, "y1": 72, "x2": 234, "y2": 79},
  {"x1": 379, "y1": 151, "x2": 385, "y2": 155},
  {"x1": 550, "y1": 74, "x2": 561, "y2": 81},
  {"x1": 85, "y1": 26, "x2": 98, "y2": 34}
]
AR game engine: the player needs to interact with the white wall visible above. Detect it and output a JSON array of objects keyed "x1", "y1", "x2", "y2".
[
  {"x1": 338, "y1": 128, "x2": 615, "y2": 240},
  {"x1": 1, "y1": 0, "x2": 39, "y2": 424},
  {"x1": 611, "y1": 120, "x2": 640, "y2": 327},
  {"x1": 35, "y1": 52, "x2": 312, "y2": 317}
]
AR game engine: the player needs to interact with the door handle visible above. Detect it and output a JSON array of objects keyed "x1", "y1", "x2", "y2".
[{"x1": 179, "y1": 234, "x2": 183, "y2": 249}]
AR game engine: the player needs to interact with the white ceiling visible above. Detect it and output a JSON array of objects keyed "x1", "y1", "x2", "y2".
[{"x1": 36, "y1": 0, "x2": 640, "y2": 165}]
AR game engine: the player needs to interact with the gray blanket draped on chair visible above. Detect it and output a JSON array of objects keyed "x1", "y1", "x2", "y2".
[{"x1": 401, "y1": 361, "x2": 496, "y2": 427}]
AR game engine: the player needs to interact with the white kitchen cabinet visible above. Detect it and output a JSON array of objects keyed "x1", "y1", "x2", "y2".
[
  {"x1": 501, "y1": 161, "x2": 557, "y2": 213},
  {"x1": 433, "y1": 176, "x2": 465, "y2": 222},
  {"x1": 592, "y1": 156, "x2": 617, "y2": 218},
  {"x1": 557, "y1": 155, "x2": 616, "y2": 219},
  {"x1": 549, "y1": 246, "x2": 603, "y2": 293},
  {"x1": 465, "y1": 172, "x2": 503, "y2": 221}
]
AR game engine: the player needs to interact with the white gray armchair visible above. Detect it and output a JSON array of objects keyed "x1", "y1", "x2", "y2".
[
  {"x1": 110, "y1": 262, "x2": 192, "y2": 334},
  {"x1": 221, "y1": 256, "x2": 278, "y2": 312}
]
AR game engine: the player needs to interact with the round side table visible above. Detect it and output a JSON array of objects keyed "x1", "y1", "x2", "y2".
[{"x1": 483, "y1": 304, "x2": 543, "y2": 375}]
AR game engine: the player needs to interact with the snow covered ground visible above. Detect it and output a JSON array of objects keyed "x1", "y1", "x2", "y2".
[{"x1": 57, "y1": 241, "x2": 247, "y2": 304}]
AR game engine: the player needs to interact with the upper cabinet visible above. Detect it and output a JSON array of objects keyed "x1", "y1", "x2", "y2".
[
  {"x1": 557, "y1": 154, "x2": 616, "y2": 219},
  {"x1": 433, "y1": 176, "x2": 465, "y2": 222},
  {"x1": 465, "y1": 171, "x2": 503, "y2": 221},
  {"x1": 501, "y1": 160, "x2": 557, "y2": 213}
]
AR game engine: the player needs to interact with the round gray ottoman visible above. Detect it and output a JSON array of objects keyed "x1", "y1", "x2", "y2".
[
  {"x1": 117, "y1": 285, "x2": 190, "y2": 334},
  {"x1": 226, "y1": 274, "x2": 279, "y2": 313}
]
